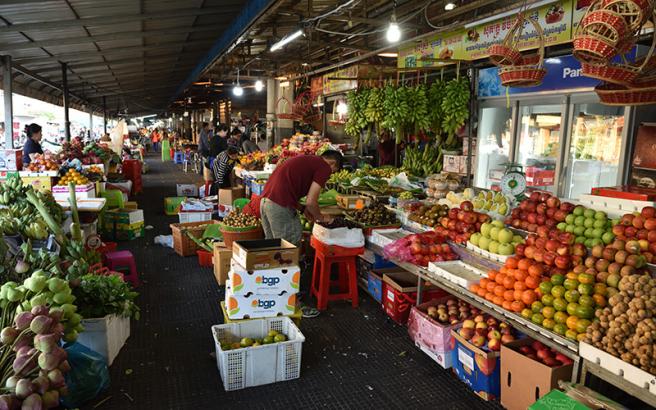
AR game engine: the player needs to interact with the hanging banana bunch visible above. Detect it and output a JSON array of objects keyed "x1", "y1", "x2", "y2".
[
  {"x1": 428, "y1": 80, "x2": 446, "y2": 135},
  {"x1": 364, "y1": 88, "x2": 384, "y2": 144},
  {"x1": 405, "y1": 85, "x2": 430, "y2": 136},
  {"x1": 344, "y1": 89, "x2": 370, "y2": 144},
  {"x1": 402, "y1": 143, "x2": 443, "y2": 177},
  {"x1": 441, "y1": 77, "x2": 471, "y2": 148},
  {"x1": 381, "y1": 85, "x2": 409, "y2": 143}
]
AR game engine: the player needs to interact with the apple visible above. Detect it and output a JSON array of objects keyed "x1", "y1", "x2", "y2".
[
  {"x1": 530, "y1": 192, "x2": 540, "y2": 202},
  {"x1": 546, "y1": 207, "x2": 557, "y2": 219},
  {"x1": 537, "y1": 203, "x2": 547, "y2": 215},
  {"x1": 459, "y1": 327, "x2": 475, "y2": 340},
  {"x1": 546, "y1": 196, "x2": 561, "y2": 209},
  {"x1": 498, "y1": 243, "x2": 514, "y2": 256},
  {"x1": 463, "y1": 319, "x2": 476, "y2": 329},
  {"x1": 448, "y1": 208, "x2": 460, "y2": 220},
  {"x1": 554, "y1": 210, "x2": 568, "y2": 222},
  {"x1": 555, "y1": 255, "x2": 570, "y2": 269},
  {"x1": 471, "y1": 334, "x2": 486, "y2": 347},
  {"x1": 519, "y1": 345, "x2": 535, "y2": 355},
  {"x1": 460, "y1": 201, "x2": 474, "y2": 211},
  {"x1": 528, "y1": 213, "x2": 538, "y2": 225},
  {"x1": 515, "y1": 244, "x2": 526, "y2": 257},
  {"x1": 475, "y1": 321, "x2": 488, "y2": 330},
  {"x1": 501, "y1": 334, "x2": 515, "y2": 344},
  {"x1": 474, "y1": 314, "x2": 485, "y2": 323},
  {"x1": 625, "y1": 240, "x2": 641, "y2": 254},
  {"x1": 560, "y1": 202, "x2": 575, "y2": 213},
  {"x1": 487, "y1": 329, "x2": 501, "y2": 340},
  {"x1": 633, "y1": 215, "x2": 645, "y2": 229},
  {"x1": 625, "y1": 226, "x2": 637, "y2": 238},
  {"x1": 637, "y1": 229, "x2": 649, "y2": 240},
  {"x1": 621, "y1": 214, "x2": 634, "y2": 226},
  {"x1": 536, "y1": 348, "x2": 553, "y2": 361},
  {"x1": 487, "y1": 338, "x2": 502, "y2": 351},
  {"x1": 536, "y1": 226, "x2": 550, "y2": 238},
  {"x1": 555, "y1": 353, "x2": 573, "y2": 365},
  {"x1": 543, "y1": 357, "x2": 560, "y2": 367},
  {"x1": 595, "y1": 258, "x2": 610, "y2": 272},
  {"x1": 545, "y1": 239, "x2": 559, "y2": 252},
  {"x1": 535, "y1": 237, "x2": 547, "y2": 249},
  {"x1": 571, "y1": 243, "x2": 587, "y2": 256},
  {"x1": 543, "y1": 251, "x2": 556, "y2": 266},
  {"x1": 486, "y1": 317, "x2": 498, "y2": 328},
  {"x1": 642, "y1": 206, "x2": 656, "y2": 219},
  {"x1": 531, "y1": 340, "x2": 547, "y2": 351}
]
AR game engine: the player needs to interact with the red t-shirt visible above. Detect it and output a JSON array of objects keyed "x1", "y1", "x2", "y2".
[{"x1": 262, "y1": 155, "x2": 332, "y2": 209}]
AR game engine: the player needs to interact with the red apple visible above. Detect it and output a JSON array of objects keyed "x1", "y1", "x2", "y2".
[
  {"x1": 546, "y1": 196, "x2": 561, "y2": 209},
  {"x1": 535, "y1": 237, "x2": 547, "y2": 250},
  {"x1": 448, "y1": 208, "x2": 460, "y2": 220},
  {"x1": 533, "y1": 249, "x2": 545, "y2": 263},
  {"x1": 642, "y1": 206, "x2": 656, "y2": 219},
  {"x1": 531, "y1": 340, "x2": 547, "y2": 351},
  {"x1": 519, "y1": 345, "x2": 535, "y2": 355},
  {"x1": 536, "y1": 349, "x2": 553, "y2": 361},
  {"x1": 560, "y1": 202, "x2": 575, "y2": 213},
  {"x1": 515, "y1": 244, "x2": 526, "y2": 257},
  {"x1": 545, "y1": 219, "x2": 557, "y2": 228},
  {"x1": 487, "y1": 329, "x2": 501, "y2": 340},
  {"x1": 460, "y1": 201, "x2": 474, "y2": 211},
  {"x1": 554, "y1": 210, "x2": 567, "y2": 222},
  {"x1": 471, "y1": 334, "x2": 486, "y2": 347},
  {"x1": 543, "y1": 357, "x2": 560, "y2": 367},
  {"x1": 545, "y1": 239, "x2": 560, "y2": 252},
  {"x1": 527, "y1": 213, "x2": 538, "y2": 224},
  {"x1": 555, "y1": 255, "x2": 571, "y2": 269},
  {"x1": 625, "y1": 226, "x2": 637, "y2": 238},
  {"x1": 621, "y1": 214, "x2": 635, "y2": 226},
  {"x1": 633, "y1": 216, "x2": 645, "y2": 229},
  {"x1": 536, "y1": 203, "x2": 547, "y2": 215},
  {"x1": 527, "y1": 223, "x2": 538, "y2": 232},
  {"x1": 501, "y1": 334, "x2": 515, "y2": 344},
  {"x1": 537, "y1": 226, "x2": 550, "y2": 239},
  {"x1": 459, "y1": 327, "x2": 475, "y2": 340},
  {"x1": 536, "y1": 214, "x2": 547, "y2": 225},
  {"x1": 612, "y1": 224, "x2": 625, "y2": 237},
  {"x1": 521, "y1": 220, "x2": 530, "y2": 230},
  {"x1": 530, "y1": 192, "x2": 540, "y2": 202},
  {"x1": 487, "y1": 338, "x2": 501, "y2": 351},
  {"x1": 543, "y1": 251, "x2": 556, "y2": 266},
  {"x1": 546, "y1": 207, "x2": 557, "y2": 219}
]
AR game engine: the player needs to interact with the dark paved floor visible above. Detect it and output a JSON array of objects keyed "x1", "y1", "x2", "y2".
[{"x1": 84, "y1": 153, "x2": 503, "y2": 410}]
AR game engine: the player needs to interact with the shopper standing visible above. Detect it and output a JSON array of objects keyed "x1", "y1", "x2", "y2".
[
  {"x1": 22, "y1": 123, "x2": 44, "y2": 165},
  {"x1": 260, "y1": 151, "x2": 343, "y2": 246},
  {"x1": 198, "y1": 122, "x2": 214, "y2": 183},
  {"x1": 160, "y1": 131, "x2": 170, "y2": 162},
  {"x1": 209, "y1": 124, "x2": 229, "y2": 159},
  {"x1": 211, "y1": 146, "x2": 240, "y2": 195},
  {"x1": 241, "y1": 133, "x2": 260, "y2": 154},
  {"x1": 228, "y1": 128, "x2": 241, "y2": 150},
  {"x1": 151, "y1": 128, "x2": 161, "y2": 152}
]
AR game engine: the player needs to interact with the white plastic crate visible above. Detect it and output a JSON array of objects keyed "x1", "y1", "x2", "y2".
[
  {"x1": 577, "y1": 194, "x2": 656, "y2": 219},
  {"x1": 178, "y1": 211, "x2": 213, "y2": 224},
  {"x1": 466, "y1": 241, "x2": 513, "y2": 263},
  {"x1": 579, "y1": 341, "x2": 656, "y2": 396},
  {"x1": 212, "y1": 316, "x2": 305, "y2": 391},
  {"x1": 368, "y1": 228, "x2": 413, "y2": 248},
  {"x1": 427, "y1": 260, "x2": 487, "y2": 288},
  {"x1": 77, "y1": 314, "x2": 130, "y2": 365}
]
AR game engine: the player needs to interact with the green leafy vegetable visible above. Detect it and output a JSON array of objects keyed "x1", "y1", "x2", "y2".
[{"x1": 73, "y1": 274, "x2": 140, "y2": 320}]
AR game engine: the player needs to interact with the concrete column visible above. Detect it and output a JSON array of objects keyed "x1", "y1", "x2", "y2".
[
  {"x1": 61, "y1": 63, "x2": 71, "y2": 141},
  {"x1": 89, "y1": 111, "x2": 93, "y2": 139},
  {"x1": 102, "y1": 96, "x2": 107, "y2": 135},
  {"x1": 276, "y1": 80, "x2": 294, "y2": 144},
  {"x1": 266, "y1": 78, "x2": 277, "y2": 149},
  {"x1": 2, "y1": 56, "x2": 13, "y2": 148}
]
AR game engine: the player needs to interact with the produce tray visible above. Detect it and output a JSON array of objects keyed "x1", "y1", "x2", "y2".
[
  {"x1": 368, "y1": 228, "x2": 414, "y2": 248},
  {"x1": 427, "y1": 260, "x2": 487, "y2": 288},
  {"x1": 466, "y1": 241, "x2": 514, "y2": 263},
  {"x1": 579, "y1": 341, "x2": 656, "y2": 396},
  {"x1": 577, "y1": 194, "x2": 654, "y2": 219},
  {"x1": 448, "y1": 243, "x2": 503, "y2": 272}
]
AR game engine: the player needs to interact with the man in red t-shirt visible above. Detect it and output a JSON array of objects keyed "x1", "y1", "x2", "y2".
[{"x1": 260, "y1": 150, "x2": 343, "y2": 245}]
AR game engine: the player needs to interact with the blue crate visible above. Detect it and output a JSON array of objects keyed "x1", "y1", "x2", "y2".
[
  {"x1": 251, "y1": 181, "x2": 266, "y2": 196},
  {"x1": 367, "y1": 272, "x2": 383, "y2": 303},
  {"x1": 373, "y1": 253, "x2": 396, "y2": 269}
]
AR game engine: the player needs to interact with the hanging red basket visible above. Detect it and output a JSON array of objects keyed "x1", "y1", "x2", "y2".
[
  {"x1": 595, "y1": 81, "x2": 656, "y2": 105},
  {"x1": 602, "y1": 0, "x2": 652, "y2": 31},
  {"x1": 580, "y1": 9, "x2": 630, "y2": 43},
  {"x1": 518, "y1": 53, "x2": 541, "y2": 65},
  {"x1": 573, "y1": 35, "x2": 622, "y2": 63},
  {"x1": 488, "y1": 44, "x2": 522, "y2": 66},
  {"x1": 580, "y1": 61, "x2": 641, "y2": 85},
  {"x1": 499, "y1": 66, "x2": 547, "y2": 87}
]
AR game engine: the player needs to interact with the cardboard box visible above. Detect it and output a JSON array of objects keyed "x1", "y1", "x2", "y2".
[
  {"x1": 407, "y1": 298, "x2": 459, "y2": 366},
  {"x1": 382, "y1": 270, "x2": 421, "y2": 293},
  {"x1": 228, "y1": 259, "x2": 300, "y2": 295},
  {"x1": 213, "y1": 243, "x2": 232, "y2": 286},
  {"x1": 20, "y1": 175, "x2": 55, "y2": 191},
  {"x1": 105, "y1": 208, "x2": 144, "y2": 225},
  {"x1": 501, "y1": 339, "x2": 573, "y2": 410},
  {"x1": 176, "y1": 183, "x2": 199, "y2": 197},
  {"x1": 336, "y1": 194, "x2": 371, "y2": 210},
  {"x1": 232, "y1": 239, "x2": 299, "y2": 270},
  {"x1": 219, "y1": 186, "x2": 245, "y2": 205},
  {"x1": 451, "y1": 327, "x2": 501, "y2": 401},
  {"x1": 0, "y1": 149, "x2": 23, "y2": 171},
  {"x1": 52, "y1": 182, "x2": 96, "y2": 200},
  {"x1": 443, "y1": 155, "x2": 475, "y2": 175},
  {"x1": 225, "y1": 281, "x2": 296, "y2": 320},
  {"x1": 124, "y1": 201, "x2": 138, "y2": 210}
]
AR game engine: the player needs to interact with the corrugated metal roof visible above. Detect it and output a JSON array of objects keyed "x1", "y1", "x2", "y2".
[{"x1": 0, "y1": 0, "x2": 255, "y2": 115}]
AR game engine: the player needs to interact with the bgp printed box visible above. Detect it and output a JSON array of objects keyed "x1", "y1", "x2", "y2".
[{"x1": 228, "y1": 259, "x2": 300, "y2": 295}]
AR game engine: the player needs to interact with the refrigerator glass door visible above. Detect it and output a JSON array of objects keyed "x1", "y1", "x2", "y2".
[
  {"x1": 516, "y1": 104, "x2": 563, "y2": 194},
  {"x1": 563, "y1": 104, "x2": 625, "y2": 199},
  {"x1": 475, "y1": 106, "x2": 513, "y2": 189}
]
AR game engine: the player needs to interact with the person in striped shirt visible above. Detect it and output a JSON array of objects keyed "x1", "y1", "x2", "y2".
[{"x1": 211, "y1": 146, "x2": 240, "y2": 194}]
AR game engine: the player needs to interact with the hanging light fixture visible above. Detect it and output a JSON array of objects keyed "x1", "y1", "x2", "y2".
[
  {"x1": 233, "y1": 69, "x2": 244, "y2": 96},
  {"x1": 444, "y1": 2, "x2": 456, "y2": 10},
  {"x1": 386, "y1": 2, "x2": 401, "y2": 43},
  {"x1": 270, "y1": 29, "x2": 304, "y2": 52},
  {"x1": 254, "y1": 80, "x2": 264, "y2": 92}
]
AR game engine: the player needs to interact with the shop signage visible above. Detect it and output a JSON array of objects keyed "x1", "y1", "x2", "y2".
[
  {"x1": 322, "y1": 66, "x2": 358, "y2": 95},
  {"x1": 477, "y1": 54, "x2": 599, "y2": 97},
  {"x1": 398, "y1": 0, "x2": 576, "y2": 68}
]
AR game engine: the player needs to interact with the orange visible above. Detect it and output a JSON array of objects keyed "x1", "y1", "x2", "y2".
[
  {"x1": 592, "y1": 294, "x2": 607, "y2": 308},
  {"x1": 502, "y1": 300, "x2": 513, "y2": 311},
  {"x1": 528, "y1": 264, "x2": 544, "y2": 278},
  {"x1": 506, "y1": 257, "x2": 519, "y2": 269},
  {"x1": 494, "y1": 285, "x2": 506, "y2": 297},
  {"x1": 477, "y1": 287, "x2": 487, "y2": 297},
  {"x1": 485, "y1": 292, "x2": 495, "y2": 302},
  {"x1": 518, "y1": 258, "x2": 532, "y2": 271},
  {"x1": 488, "y1": 271, "x2": 497, "y2": 282},
  {"x1": 514, "y1": 269, "x2": 529, "y2": 282},
  {"x1": 503, "y1": 276, "x2": 516, "y2": 290},
  {"x1": 480, "y1": 278, "x2": 490, "y2": 288},
  {"x1": 514, "y1": 281, "x2": 527, "y2": 291},
  {"x1": 513, "y1": 289, "x2": 523, "y2": 301},
  {"x1": 493, "y1": 295, "x2": 504, "y2": 306},
  {"x1": 504, "y1": 289, "x2": 515, "y2": 302},
  {"x1": 495, "y1": 273, "x2": 507, "y2": 285},
  {"x1": 521, "y1": 290, "x2": 538, "y2": 306},
  {"x1": 566, "y1": 315, "x2": 579, "y2": 330},
  {"x1": 511, "y1": 300, "x2": 526, "y2": 313},
  {"x1": 486, "y1": 281, "x2": 497, "y2": 292},
  {"x1": 470, "y1": 284, "x2": 480, "y2": 293},
  {"x1": 525, "y1": 276, "x2": 540, "y2": 290}
]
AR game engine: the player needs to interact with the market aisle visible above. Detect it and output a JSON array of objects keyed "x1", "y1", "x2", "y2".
[{"x1": 87, "y1": 153, "x2": 502, "y2": 410}]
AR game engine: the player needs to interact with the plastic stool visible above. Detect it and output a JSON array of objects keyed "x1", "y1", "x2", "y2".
[
  {"x1": 100, "y1": 190, "x2": 125, "y2": 209},
  {"x1": 104, "y1": 250, "x2": 139, "y2": 287},
  {"x1": 174, "y1": 151, "x2": 184, "y2": 164},
  {"x1": 310, "y1": 237, "x2": 362, "y2": 311}
]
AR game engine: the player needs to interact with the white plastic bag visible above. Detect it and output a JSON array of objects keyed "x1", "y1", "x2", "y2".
[
  {"x1": 388, "y1": 172, "x2": 422, "y2": 190},
  {"x1": 311, "y1": 224, "x2": 364, "y2": 248}
]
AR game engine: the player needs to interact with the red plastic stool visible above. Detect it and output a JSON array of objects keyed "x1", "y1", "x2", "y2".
[
  {"x1": 310, "y1": 236, "x2": 363, "y2": 311},
  {"x1": 104, "y1": 250, "x2": 139, "y2": 287}
]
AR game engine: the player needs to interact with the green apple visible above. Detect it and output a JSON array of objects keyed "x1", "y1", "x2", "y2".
[
  {"x1": 478, "y1": 236, "x2": 490, "y2": 250},
  {"x1": 575, "y1": 236, "x2": 586, "y2": 244},
  {"x1": 490, "y1": 227, "x2": 500, "y2": 241},
  {"x1": 497, "y1": 228, "x2": 513, "y2": 244},
  {"x1": 590, "y1": 238, "x2": 603, "y2": 247},
  {"x1": 512, "y1": 235, "x2": 524, "y2": 244},
  {"x1": 573, "y1": 206, "x2": 585, "y2": 216},
  {"x1": 470, "y1": 232, "x2": 482, "y2": 246},
  {"x1": 491, "y1": 220, "x2": 505, "y2": 229},
  {"x1": 593, "y1": 219, "x2": 606, "y2": 229},
  {"x1": 565, "y1": 214, "x2": 575, "y2": 224},
  {"x1": 602, "y1": 231, "x2": 615, "y2": 244},
  {"x1": 584, "y1": 228, "x2": 594, "y2": 238},
  {"x1": 592, "y1": 228, "x2": 604, "y2": 239},
  {"x1": 583, "y1": 218, "x2": 594, "y2": 228},
  {"x1": 557, "y1": 222, "x2": 567, "y2": 231},
  {"x1": 498, "y1": 204, "x2": 508, "y2": 215},
  {"x1": 573, "y1": 226, "x2": 585, "y2": 236},
  {"x1": 574, "y1": 216, "x2": 585, "y2": 226},
  {"x1": 498, "y1": 243, "x2": 514, "y2": 256},
  {"x1": 488, "y1": 240, "x2": 500, "y2": 254},
  {"x1": 565, "y1": 225, "x2": 576, "y2": 233},
  {"x1": 583, "y1": 208, "x2": 595, "y2": 219},
  {"x1": 584, "y1": 238, "x2": 593, "y2": 248},
  {"x1": 480, "y1": 222, "x2": 492, "y2": 238}
]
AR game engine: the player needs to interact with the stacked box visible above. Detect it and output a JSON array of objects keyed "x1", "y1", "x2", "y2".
[
  {"x1": 224, "y1": 239, "x2": 300, "y2": 320},
  {"x1": 103, "y1": 208, "x2": 145, "y2": 241}
]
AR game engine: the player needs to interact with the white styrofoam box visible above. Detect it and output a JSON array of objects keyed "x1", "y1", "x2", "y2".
[
  {"x1": 577, "y1": 194, "x2": 656, "y2": 219},
  {"x1": 228, "y1": 259, "x2": 300, "y2": 295},
  {"x1": 77, "y1": 314, "x2": 130, "y2": 365},
  {"x1": 52, "y1": 183, "x2": 96, "y2": 200},
  {"x1": 178, "y1": 211, "x2": 213, "y2": 224},
  {"x1": 428, "y1": 260, "x2": 487, "y2": 288},
  {"x1": 466, "y1": 241, "x2": 513, "y2": 263},
  {"x1": 402, "y1": 220, "x2": 431, "y2": 233},
  {"x1": 212, "y1": 317, "x2": 305, "y2": 391},
  {"x1": 579, "y1": 341, "x2": 656, "y2": 396},
  {"x1": 368, "y1": 228, "x2": 414, "y2": 248},
  {"x1": 415, "y1": 341, "x2": 453, "y2": 369},
  {"x1": 225, "y1": 280, "x2": 296, "y2": 320},
  {"x1": 311, "y1": 224, "x2": 364, "y2": 248}
]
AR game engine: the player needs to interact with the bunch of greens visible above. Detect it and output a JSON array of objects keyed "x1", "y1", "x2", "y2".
[{"x1": 73, "y1": 274, "x2": 140, "y2": 320}]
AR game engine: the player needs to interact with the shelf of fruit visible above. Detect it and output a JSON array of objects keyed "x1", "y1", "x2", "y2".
[{"x1": 368, "y1": 242, "x2": 580, "y2": 359}]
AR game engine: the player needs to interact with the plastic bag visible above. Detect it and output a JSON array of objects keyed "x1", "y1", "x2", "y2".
[
  {"x1": 154, "y1": 235, "x2": 174, "y2": 248},
  {"x1": 61, "y1": 342, "x2": 110, "y2": 408},
  {"x1": 388, "y1": 172, "x2": 422, "y2": 191}
]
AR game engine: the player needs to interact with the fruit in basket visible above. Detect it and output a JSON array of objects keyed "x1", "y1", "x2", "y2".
[
  {"x1": 222, "y1": 210, "x2": 259, "y2": 228},
  {"x1": 432, "y1": 203, "x2": 491, "y2": 244},
  {"x1": 384, "y1": 231, "x2": 457, "y2": 266},
  {"x1": 350, "y1": 202, "x2": 398, "y2": 226},
  {"x1": 57, "y1": 169, "x2": 88, "y2": 186}
]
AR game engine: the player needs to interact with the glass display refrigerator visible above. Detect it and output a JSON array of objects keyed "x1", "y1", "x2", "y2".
[{"x1": 474, "y1": 55, "x2": 636, "y2": 200}]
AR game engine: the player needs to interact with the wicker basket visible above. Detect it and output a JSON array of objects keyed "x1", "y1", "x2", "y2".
[
  {"x1": 496, "y1": 14, "x2": 547, "y2": 87},
  {"x1": 580, "y1": 9, "x2": 630, "y2": 45},
  {"x1": 170, "y1": 220, "x2": 221, "y2": 257},
  {"x1": 499, "y1": 66, "x2": 547, "y2": 87},
  {"x1": 573, "y1": 35, "x2": 622, "y2": 63},
  {"x1": 602, "y1": 0, "x2": 652, "y2": 30},
  {"x1": 518, "y1": 53, "x2": 541, "y2": 65},
  {"x1": 488, "y1": 44, "x2": 522, "y2": 66},
  {"x1": 595, "y1": 81, "x2": 656, "y2": 104},
  {"x1": 581, "y1": 60, "x2": 641, "y2": 85},
  {"x1": 220, "y1": 226, "x2": 264, "y2": 248},
  {"x1": 276, "y1": 97, "x2": 301, "y2": 121}
]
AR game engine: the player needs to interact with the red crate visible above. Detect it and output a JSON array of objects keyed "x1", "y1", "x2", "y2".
[
  {"x1": 591, "y1": 185, "x2": 656, "y2": 201},
  {"x1": 382, "y1": 283, "x2": 446, "y2": 325},
  {"x1": 197, "y1": 250, "x2": 213, "y2": 267},
  {"x1": 310, "y1": 236, "x2": 364, "y2": 257}
]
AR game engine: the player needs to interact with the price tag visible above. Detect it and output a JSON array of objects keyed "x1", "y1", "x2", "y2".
[{"x1": 458, "y1": 347, "x2": 474, "y2": 370}]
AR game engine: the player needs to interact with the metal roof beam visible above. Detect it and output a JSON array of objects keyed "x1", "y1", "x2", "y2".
[
  {"x1": 0, "y1": 5, "x2": 243, "y2": 34},
  {"x1": 1, "y1": 25, "x2": 220, "y2": 52},
  {"x1": 26, "y1": 52, "x2": 204, "y2": 74},
  {"x1": 13, "y1": 40, "x2": 215, "y2": 64},
  {"x1": 64, "y1": 64, "x2": 196, "y2": 80}
]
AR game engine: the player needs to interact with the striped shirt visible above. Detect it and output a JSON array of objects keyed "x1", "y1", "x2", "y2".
[{"x1": 212, "y1": 151, "x2": 238, "y2": 188}]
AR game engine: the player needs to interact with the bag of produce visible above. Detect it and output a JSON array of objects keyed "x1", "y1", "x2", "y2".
[{"x1": 60, "y1": 342, "x2": 110, "y2": 408}]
